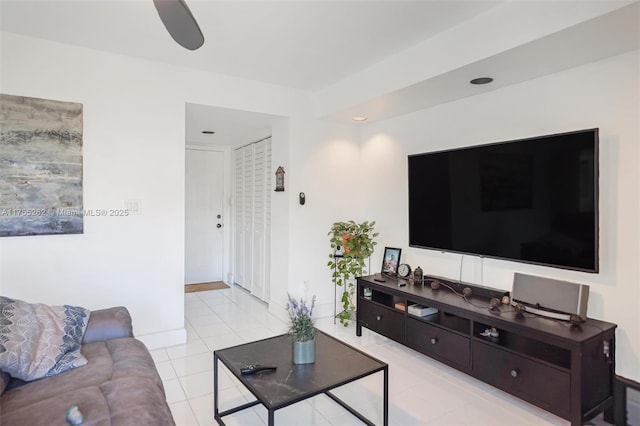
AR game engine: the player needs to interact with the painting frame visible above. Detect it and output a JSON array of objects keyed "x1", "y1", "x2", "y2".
[
  {"x1": 0, "y1": 94, "x2": 84, "y2": 237},
  {"x1": 381, "y1": 247, "x2": 402, "y2": 276}
]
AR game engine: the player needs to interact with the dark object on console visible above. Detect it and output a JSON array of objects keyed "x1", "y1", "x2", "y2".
[
  {"x1": 413, "y1": 266, "x2": 423, "y2": 285},
  {"x1": 420, "y1": 274, "x2": 505, "y2": 300},
  {"x1": 489, "y1": 298, "x2": 501, "y2": 312},
  {"x1": 569, "y1": 314, "x2": 585, "y2": 326},
  {"x1": 514, "y1": 303, "x2": 527, "y2": 315},
  {"x1": 0, "y1": 307, "x2": 175, "y2": 426}
]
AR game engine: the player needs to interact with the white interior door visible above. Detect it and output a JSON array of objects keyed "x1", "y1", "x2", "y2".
[{"x1": 185, "y1": 149, "x2": 224, "y2": 284}]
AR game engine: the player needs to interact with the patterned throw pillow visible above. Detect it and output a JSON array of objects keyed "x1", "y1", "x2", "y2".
[{"x1": 0, "y1": 296, "x2": 91, "y2": 381}]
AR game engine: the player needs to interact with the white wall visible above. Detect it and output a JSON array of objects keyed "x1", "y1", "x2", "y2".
[
  {"x1": 0, "y1": 32, "x2": 309, "y2": 348},
  {"x1": 266, "y1": 119, "x2": 291, "y2": 318},
  {"x1": 2, "y1": 27, "x2": 637, "y2": 386},
  {"x1": 284, "y1": 116, "x2": 362, "y2": 318},
  {"x1": 359, "y1": 50, "x2": 640, "y2": 380}
]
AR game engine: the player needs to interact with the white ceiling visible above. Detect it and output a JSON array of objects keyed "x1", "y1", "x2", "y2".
[
  {"x1": 0, "y1": 0, "x2": 499, "y2": 146},
  {"x1": 1, "y1": 1, "x2": 638, "y2": 146},
  {"x1": 185, "y1": 103, "x2": 284, "y2": 146},
  {"x1": 0, "y1": 0, "x2": 501, "y2": 91}
]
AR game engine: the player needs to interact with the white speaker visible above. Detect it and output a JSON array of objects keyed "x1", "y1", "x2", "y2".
[{"x1": 511, "y1": 273, "x2": 590, "y2": 320}]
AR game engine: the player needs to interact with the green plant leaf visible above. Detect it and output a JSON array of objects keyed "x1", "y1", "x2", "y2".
[{"x1": 329, "y1": 221, "x2": 378, "y2": 312}]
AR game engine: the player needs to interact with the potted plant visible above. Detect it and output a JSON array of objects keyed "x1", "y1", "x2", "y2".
[
  {"x1": 328, "y1": 221, "x2": 378, "y2": 326},
  {"x1": 286, "y1": 293, "x2": 316, "y2": 364}
]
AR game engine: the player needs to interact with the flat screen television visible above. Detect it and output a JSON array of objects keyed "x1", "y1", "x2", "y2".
[{"x1": 408, "y1": 128, "x2": 599, "y2": 273}]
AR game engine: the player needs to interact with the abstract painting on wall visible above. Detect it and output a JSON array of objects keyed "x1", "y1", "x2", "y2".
[{"x1": 0, "y1": 94, "x2": 84, "y2": 237}]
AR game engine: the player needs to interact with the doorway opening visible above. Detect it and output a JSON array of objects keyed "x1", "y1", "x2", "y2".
[{"x1": 184, "y1": 103, "x2": 285, "y2": 302}]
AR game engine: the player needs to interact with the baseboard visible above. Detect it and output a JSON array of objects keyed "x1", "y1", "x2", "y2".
[
  {"x1": 269, "y1": 299, "x2": 335, "y2": 323},
  {"x1": 137, "y1": 327, "x2": 187, "y2": 350},
  {"x1": 313, "y1": 301, "x2": 335, "y2": 320},
  {"x1": 268, "y1": 299, "x2": 288, "y2": 322}
]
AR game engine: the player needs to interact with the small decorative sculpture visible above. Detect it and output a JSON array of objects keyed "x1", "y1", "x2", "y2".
[
  {"x1": 413, "y1": 266, "x2": 423, "y2": 285},
  {"x1": 275, "y1": 166, "x2": 285, "y2": 192}
]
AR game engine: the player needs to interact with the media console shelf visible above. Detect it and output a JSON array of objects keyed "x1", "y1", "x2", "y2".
[{"x1": 356, "y1": 275, "x2": 617, "y2": 426}]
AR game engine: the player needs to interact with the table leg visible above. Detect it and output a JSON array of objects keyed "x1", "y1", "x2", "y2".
[
  {"x1": 214, "y1": 353, "x2": 220, "y2": 424},
  {"x1": 268, "y1": 408, "x2": 274, "y2": 426},
  {"x1": 383, "y1": 365, "x2": 389, "y2": 426}
]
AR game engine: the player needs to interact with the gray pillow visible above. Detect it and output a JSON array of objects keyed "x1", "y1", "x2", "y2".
[{"x1": 0, "y1": 296, "x2": 91, "y2": 381}]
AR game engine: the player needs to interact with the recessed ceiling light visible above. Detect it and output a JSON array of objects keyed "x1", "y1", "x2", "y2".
[
  {"x1": 352, "y1": 116, "x2": 368, "y2": 122},
  {"x1": 470, "y1": 77, "x2": 493, "y2": 85},
  {"x1": 202, "y1": 130, "x2": 215, "y2": 134}
]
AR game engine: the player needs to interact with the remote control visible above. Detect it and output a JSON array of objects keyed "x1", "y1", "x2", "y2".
[
  {"x1": 240, "y1": 364, "x2": 277, "y2": 375},
  {"x1": 374, "y1": 278, "x2": 386, "y2": 282}
]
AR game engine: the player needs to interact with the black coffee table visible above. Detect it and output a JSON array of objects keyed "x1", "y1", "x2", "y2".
[{"x1": 213, "y1": 330, "x2": 388, "y2": 425}]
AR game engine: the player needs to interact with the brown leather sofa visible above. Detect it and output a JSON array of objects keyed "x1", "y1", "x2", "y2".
[{"x1": 0, "y1": 307, "x2": 175, "y2": 426}]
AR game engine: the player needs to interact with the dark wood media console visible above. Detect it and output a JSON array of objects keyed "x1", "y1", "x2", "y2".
[{"x1": 356, "y1": 274, "x2": 618, "y2": 425}]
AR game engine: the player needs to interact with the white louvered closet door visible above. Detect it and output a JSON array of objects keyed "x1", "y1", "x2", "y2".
[
  {"x1": 233, "y1": 150, "x2": 245, "y2": 288},
  {"x1": 251, "y1": 138, "x2": 271, "y2": 301},
  {"x1": 232, "y1": 138, "x2": 271, "y2": 301},
  {"x1": 263, "y1": 138, "x2": 271, "y2": 301},
  {"x1": 242, "y1": 145, "x2": 254, "y2": 293}
]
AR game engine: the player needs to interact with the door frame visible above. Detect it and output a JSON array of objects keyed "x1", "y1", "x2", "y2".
[{"x1": 185, "y1": 144, "x2": 232, "y2": 285}]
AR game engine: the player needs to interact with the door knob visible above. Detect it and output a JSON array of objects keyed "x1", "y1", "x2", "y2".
[{"x1": 216, "y1": 223, "x2": 223, "y2": 228}]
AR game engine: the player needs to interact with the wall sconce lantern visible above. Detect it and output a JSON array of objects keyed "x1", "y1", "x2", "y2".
[{"x1": 275, "y1": 166, "x2": 285, "y2": 192}]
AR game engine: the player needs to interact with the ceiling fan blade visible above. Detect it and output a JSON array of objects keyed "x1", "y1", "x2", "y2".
[{"x1": 153, "y1": 0, "x2": 204, "y2": 50}]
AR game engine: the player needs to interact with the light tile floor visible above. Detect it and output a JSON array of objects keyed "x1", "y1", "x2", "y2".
[{"x1": 150, "y1": 285, "x2": 609, "y2": 426}]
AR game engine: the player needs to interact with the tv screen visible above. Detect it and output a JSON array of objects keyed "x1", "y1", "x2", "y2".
[{"x1": 408, "y1": 128, "x2": 599, "y2": 273}]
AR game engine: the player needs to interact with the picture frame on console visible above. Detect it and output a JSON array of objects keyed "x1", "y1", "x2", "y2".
[{"x1": 381, "y1": 247, "x2": 401, "y2": 275}]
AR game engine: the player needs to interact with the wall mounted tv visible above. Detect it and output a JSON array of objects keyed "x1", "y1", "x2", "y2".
[{"x1": 408, "y1": 128, "x2": 599, "y2": 273}]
